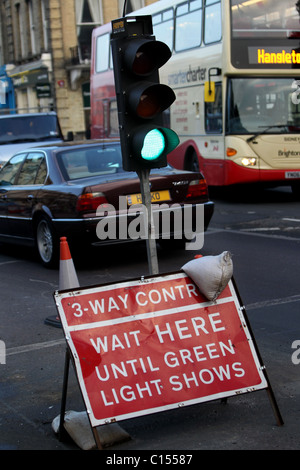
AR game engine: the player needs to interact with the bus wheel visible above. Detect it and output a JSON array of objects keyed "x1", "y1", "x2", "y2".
[
  {"x1": 186, "y1": 151, "x2": 200, "y2": 172},
  {"x1": 291, "y1": 183, "x2": 300, "y2": 199}
]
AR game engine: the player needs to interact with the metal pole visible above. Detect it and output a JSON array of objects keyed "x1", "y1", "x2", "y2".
[
  {"x1": 137, "y1": 169, "x2": 159, "y2": 275},
  {"x1": 58, "y1": 348, "x2": 70, "y2": 441}
]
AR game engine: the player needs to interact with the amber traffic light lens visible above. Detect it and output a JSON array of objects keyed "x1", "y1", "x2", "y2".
[
  {"x1": 136, "y1": 91, "x2": 161, "y2": 118},
  {"x1": 132, "y1": 51, "x2": 154, "y2": 75}
]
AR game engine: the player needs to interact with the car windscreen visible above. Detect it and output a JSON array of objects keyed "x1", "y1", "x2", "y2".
[
  {"x1": 0, "y1": 115, "x2": 62, "y2": 143},
  {"x1": 56, "y1": 145, "x2": 125, "y2": 180}
]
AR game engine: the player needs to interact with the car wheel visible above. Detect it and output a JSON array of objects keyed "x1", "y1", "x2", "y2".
[{"x1": 35, "y1": 217, "x2": 58, "y2": 267}]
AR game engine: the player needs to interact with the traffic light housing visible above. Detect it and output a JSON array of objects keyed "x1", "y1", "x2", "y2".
[{"x1": 110, "y1": 16, "x2": 179, "y2": 172}]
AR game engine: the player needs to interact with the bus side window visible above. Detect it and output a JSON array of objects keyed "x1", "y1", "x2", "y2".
[
  {"x1": 95, "y1": 33, "x2": 110, "y2": 73},
  {"x1": 204, "y1": 0, "x2": 222, "y2": 44},
  {"x1": 153, "y1": 8, "x2": 174, "y2": 51},
  {"x1": 175, "y1": 0, "x2": 202, "y2": 51},
  {"x1": 205, "y1": 82, "x2": 222, "y2": 133},
  {"x1": 109, "y1": 100, "x2": 119, "y2": 137}
]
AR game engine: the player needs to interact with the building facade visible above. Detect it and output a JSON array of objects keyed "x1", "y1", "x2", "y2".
[{"x1": 0, "y1": 0, "x2": 158, "y2": 138}]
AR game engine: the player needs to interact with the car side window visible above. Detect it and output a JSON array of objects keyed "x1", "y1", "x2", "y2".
[
  {"x1": 0, "y1": 154, "x2": 27, "y2": 186},
  {"x1": 16, "y1": 152, "x2": 46, "y2": 185},
  {"x1": 35, "y1": 158, "x2": 47, "y2": 184}
]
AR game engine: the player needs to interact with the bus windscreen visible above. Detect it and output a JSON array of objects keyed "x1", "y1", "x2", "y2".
[
  {"x1": 230, "y1": 0, "x2": 300, "y2": 69},
  {"x1": 227, "y1": 77, "x2": 300, "y2": 135}
]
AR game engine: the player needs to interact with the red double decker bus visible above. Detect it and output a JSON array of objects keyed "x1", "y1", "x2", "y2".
[{"x1": 91, "y1": 0, "x2": 300, "y2": 194}]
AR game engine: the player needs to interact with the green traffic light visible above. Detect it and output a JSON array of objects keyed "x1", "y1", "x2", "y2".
[
  {"x1": 132, "y1": 126, "x2": 179, "y2": 167},
  {"x1": 141, "y1": 129, "x2": 166, "y2": 160}
]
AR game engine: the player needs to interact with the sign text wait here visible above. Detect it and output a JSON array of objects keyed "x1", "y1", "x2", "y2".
[{"x1": 54, "y1": 272, "x2": 267, "y2": 427}]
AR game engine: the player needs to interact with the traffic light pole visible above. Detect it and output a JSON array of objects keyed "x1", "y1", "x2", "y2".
[
  {"x1": 110, "y1": 15, "x2": 179, "y2": 276},
  {"x1": 137, "y1": 169, "x2": 159, "y2": 275}
]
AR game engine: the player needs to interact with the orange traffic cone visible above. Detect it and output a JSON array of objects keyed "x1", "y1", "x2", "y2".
[
  {"x1": 45, "y1": 237, "x2": 79, "y2": 328},
  {"x1": 58, "y1": 237, "x2": 79, "y2": 291}
]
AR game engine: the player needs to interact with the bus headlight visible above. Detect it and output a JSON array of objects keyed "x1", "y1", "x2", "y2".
[{"x1": 241, "y1": 157, "x2": 257, "y2": 167}]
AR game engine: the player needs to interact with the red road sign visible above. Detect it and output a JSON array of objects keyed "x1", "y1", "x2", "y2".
[{"x1": 54, "y1": 272, "x2": 267, "y2": 427}]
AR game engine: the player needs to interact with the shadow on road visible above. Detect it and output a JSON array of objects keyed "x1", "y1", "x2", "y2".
[{"x1": 209, "y1": 184, "x2": 297, "y2": 204}]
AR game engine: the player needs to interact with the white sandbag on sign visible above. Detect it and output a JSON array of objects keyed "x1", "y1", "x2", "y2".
[
  {"x1": 52, "y1": 410, "x2": 130, "y2": 450},
  {"x1": 181, "y1": 251, "x2": 233, "y2": 301}
]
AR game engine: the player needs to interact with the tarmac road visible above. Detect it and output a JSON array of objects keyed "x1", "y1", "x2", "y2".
[{"x1": 0, "y1": 185, "x2": 300, "y2": 452}]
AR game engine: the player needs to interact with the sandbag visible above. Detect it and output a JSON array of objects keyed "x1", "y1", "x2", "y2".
[
  {"x1": 181, "y1": 251, "x2": 233, "y2": 301},
  {"x1": 52, "y1": 410, "x2": 130, "y2": 450}
]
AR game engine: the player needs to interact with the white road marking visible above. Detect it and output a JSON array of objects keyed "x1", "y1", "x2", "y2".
[
  {"x1": 282, "y1": 218, "x2": 300, "y2": 223},
  {"x1": 0, "y1": 260, "x2": 21, "y2": 266},
  {"x1": 241, "y1": 227, "x2": 280, "y2": 232},
  {"x1": 6, "y1": 339, "x2": 65, "y2": 356}
]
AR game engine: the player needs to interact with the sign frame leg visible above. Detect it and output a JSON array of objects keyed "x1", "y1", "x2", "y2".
[
  {"x1": 58, "y1": 347, "x2": 103, "y2": 449},
  {"x1": 231, "y1": 277, "x2": 284, "y2": 426},
  {"x1": 58, "y1": 348, "x2": 71, "y2": 443}
]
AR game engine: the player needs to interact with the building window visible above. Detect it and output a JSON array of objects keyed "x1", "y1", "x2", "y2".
[
  {"x1": 75, "y1": 0, "x2": 103, "y2": 62},
  {"x1": 15, "y1": 3, "x2": 26, "y2": 59},
  {"x1": 41, "y1": 0, "x2": 49, "y2": 51},
  {"x1": 28, "y1": 0, "x2": 37, "y2": 55}
]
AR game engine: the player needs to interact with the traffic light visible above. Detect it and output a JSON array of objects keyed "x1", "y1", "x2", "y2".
[{"x1": 110, "y1": 15, "x2": 179, "y2": 172}]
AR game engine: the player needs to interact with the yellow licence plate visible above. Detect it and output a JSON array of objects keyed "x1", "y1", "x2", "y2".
[{"x1": 127, "y1": 190, "x2": 170, "y2": 205}]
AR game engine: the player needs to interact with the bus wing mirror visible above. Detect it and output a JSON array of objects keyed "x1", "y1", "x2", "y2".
[
  {"x1": 205, "y1": 67, "x2": 221, "y2": 102},
  {"x1": 204, "y1": 81, "x2": 215, "y2": 102}
]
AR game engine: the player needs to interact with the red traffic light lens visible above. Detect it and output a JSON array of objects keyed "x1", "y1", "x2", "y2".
[
  {"x1": 125, "y1": 39, "x2": 172, "y2": 76},
  {"x1": 132, "y1": 51, "x2": 155, "y2": 75}
]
